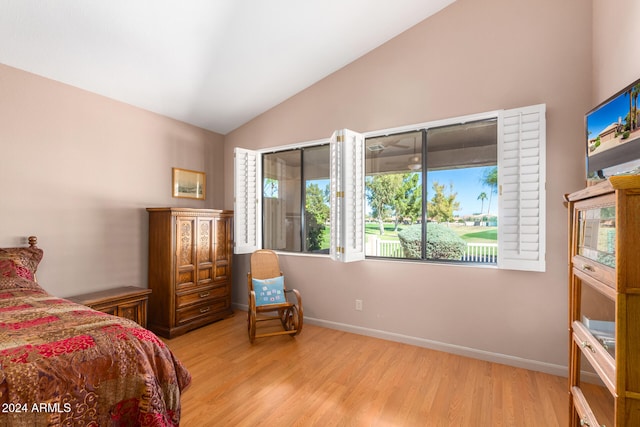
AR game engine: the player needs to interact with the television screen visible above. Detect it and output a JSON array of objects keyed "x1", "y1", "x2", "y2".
[{"x1": 586, "y1": 77, "x2": 640, "y2": 180}]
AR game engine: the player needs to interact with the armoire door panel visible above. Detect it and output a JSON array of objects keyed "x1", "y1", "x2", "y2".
[
  {"x1": 197, "y1": 265, "x2": 213, "y2": 283},
  {"x1": 177, "y1": 269, "x2": 195, "y2": 289},
  {"x1": 213, "y1": 216, "x2": 232, "y2": 282},
  {"x1": 214, "y1": 217, "x2": 231, "y2": 261},
  {"x1": 176, "y1": 218, "x2": 196, "y2": 268},
  {"x1": 214, "y1": 263, "x2": 230, "y2": 282},
  {"x1": 197, "y1": 218, "x2": 214, "y2": 263}
]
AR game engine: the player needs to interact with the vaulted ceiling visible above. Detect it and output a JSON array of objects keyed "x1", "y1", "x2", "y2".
[{"x1": 0, "y1": 0, "x2": 456, "y2": 134}]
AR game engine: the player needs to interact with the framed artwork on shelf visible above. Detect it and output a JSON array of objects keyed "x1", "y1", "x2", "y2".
[{"x1": 172, "y1": 167, "x2": 206, "y2": 200}]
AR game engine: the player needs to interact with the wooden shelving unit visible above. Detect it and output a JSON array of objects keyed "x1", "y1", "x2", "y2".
[{"x1": 565, "y1": 175, "x2": 640, "y2": 426}]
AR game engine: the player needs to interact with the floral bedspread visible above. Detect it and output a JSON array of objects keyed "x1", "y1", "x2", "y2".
[{"x1": 0, "y1": 287, "x2": 191, "y2": 426}]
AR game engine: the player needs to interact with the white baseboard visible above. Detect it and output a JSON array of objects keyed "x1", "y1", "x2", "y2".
[
  {"x1": 306, "y1": 317, "x2": 569, "y2": 377},
  {"x1": 233, "y1": 302, "x2": 599, "y2": 382}
]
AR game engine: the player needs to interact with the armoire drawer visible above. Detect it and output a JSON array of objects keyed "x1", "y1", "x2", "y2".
[
  {"x1": 176, "y1": 283, "x2": 229, "y2": 309},
  {"x1": 175, "y1": 298, "x2": 229, "y2": 325}
]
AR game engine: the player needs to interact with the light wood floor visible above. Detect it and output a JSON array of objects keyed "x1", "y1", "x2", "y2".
[{"x1": 165, "y1": 312, "x2": 569, "y2": 426}]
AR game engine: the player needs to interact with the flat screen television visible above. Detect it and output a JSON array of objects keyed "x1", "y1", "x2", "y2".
[{"x1": 586, "y1": 77, "x2": 640, "y2": 180}]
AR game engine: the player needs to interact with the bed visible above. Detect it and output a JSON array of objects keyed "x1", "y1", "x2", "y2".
[{"x1": 0, "y1": 237, "x2": 191, "y2": 426}]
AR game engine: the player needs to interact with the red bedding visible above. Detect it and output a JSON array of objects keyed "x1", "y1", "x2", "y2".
[{"x1": 0, "y1": 287, "x2": 191, "y2": 426}]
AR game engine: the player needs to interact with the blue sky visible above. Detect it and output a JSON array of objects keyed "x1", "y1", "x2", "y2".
[
  {"x1": 587, "y1": 91, "x2": 630, "y2": 138},
  {"x1": 427, "y1": 166, "x2": 497, "y2": 216}
]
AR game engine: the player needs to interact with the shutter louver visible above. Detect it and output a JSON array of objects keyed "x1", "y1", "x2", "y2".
[
  {"x1": 498, "y1": 104, "x2": 546, "y2": 271},
  {"x1": 234, "y1": 147, "x2": 262, "y2": 254}
]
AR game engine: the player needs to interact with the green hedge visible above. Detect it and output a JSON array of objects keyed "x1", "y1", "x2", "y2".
[{"x1": 398, "y1": 223, "x2": 467, "y2": 260}]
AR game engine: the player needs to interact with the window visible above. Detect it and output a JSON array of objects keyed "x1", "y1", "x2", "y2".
[
  {"x1": 262, "y1": 149, "x2": 299, "y2": 251},
  {"x1": 261, "y1": 145, "x2": 331, "y2": 253},
  {"x1": 234, "y1": 104, "x2": 545, "y2": 271},
  {"x1": 303, "y1": 145, "x2": 332, "y2": 253},
  {"x1": 365, "y1": 120, "x2": 498, "y2": 264}
]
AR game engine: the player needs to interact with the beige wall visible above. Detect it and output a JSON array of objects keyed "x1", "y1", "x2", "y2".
[
  {"x1": 224, "y1": 0, "x2": 593, "y2": 372},
  {"x1": 0, "y1": 63, "x2": 226, "y2": 297},
  {"x1": 592, "y1": 0, "x2": 640, "y2": 103}
]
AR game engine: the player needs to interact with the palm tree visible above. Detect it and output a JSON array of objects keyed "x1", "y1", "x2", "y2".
[
  {"x1": 480, "y1": 167, "x2": 498, "y2": 214},
  {"x1": 629, "y1": 87, "x2": 635, "y2": 131},
  {"x1": 477, "y1": 192, "x2": 488, "y2": 214},
  {"x1": 632, "y1": 83, "x2": 640, "y2": 131}
]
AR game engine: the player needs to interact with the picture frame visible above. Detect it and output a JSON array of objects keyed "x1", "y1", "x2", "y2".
[{"x1": 172, "y1": 167, "x2": 206, "y2": 200}]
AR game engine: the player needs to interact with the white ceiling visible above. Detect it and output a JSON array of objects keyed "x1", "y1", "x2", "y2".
[{"x1": 0, "y1": 0, "x2": 455, "y2": 134}]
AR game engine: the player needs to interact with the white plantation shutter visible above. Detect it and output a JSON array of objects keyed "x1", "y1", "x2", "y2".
[
  {"x1": 330, "y1": 129, "x2": 365, "y2": 262},
  {"x1": 497, "y1": 104, "x2": 546, "y2": 271},
  {"x1": 234, "y1": 147, "x2": 262, "y2": 254}
]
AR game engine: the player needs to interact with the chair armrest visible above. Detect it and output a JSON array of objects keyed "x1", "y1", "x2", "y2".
[
  {"x1": 284, "y1": 288, "x2": 302, "y2": 306},
  {"x1": 248, "y1": 290, "x2": 257, "y2": 311}
]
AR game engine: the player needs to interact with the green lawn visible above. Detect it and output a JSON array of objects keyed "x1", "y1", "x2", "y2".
[
  {"x1": 365, "y1": 222, "x2": 403, "y2": 240},
  {"x1": 450, "y1": 225, "x2": 497, "y2": 243},
  {"x1": 365, "y1": 222, "x2": 497, "y2": 243}
]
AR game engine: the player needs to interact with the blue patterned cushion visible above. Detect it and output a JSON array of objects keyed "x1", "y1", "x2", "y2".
[{"x1": 253, "y1": 276, "x2": 286, "y2": 306}]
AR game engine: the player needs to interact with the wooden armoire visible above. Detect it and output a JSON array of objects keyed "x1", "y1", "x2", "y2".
[{"x1": 146, "y1": 208, "x2": 233, "y2": 338}]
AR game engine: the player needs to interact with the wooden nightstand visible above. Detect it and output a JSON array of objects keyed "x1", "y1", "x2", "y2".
[{"x1": 68, "y1": 286, "x2": 152, "y2": 328}]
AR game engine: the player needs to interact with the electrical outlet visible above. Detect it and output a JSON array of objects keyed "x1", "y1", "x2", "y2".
[{"x1": 355, "y1": 299, "x2": 363, "y2": 311}]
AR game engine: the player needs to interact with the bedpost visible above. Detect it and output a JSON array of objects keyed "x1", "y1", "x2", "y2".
[{"x1": 28, "y1": 236, "x2": 38, "y2": 248}]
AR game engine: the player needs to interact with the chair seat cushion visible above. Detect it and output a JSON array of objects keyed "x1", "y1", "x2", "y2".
[{"x1": 253, "y1": 276, "x2": 286, "y2": 306}]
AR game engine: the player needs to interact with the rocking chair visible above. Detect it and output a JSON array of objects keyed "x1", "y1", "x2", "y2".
[{"x1": 247, "y1": 249, "x2": 303, "y2": 343}]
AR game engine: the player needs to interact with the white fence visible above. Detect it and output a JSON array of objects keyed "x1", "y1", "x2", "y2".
[
  {"x1": 461, "y1": 242, "x2": 498, "y2": 263},
  {"x1": 366, "y1": 238, "x2": 406, "y2": 258},
  {"x1": 366, "y1": 237, "x2": 498, "y2": 263}
]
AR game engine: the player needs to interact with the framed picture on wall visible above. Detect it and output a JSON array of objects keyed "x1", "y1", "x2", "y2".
[{"x1": 172, "y1": 167, "x2": 206, "y2": 200}]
